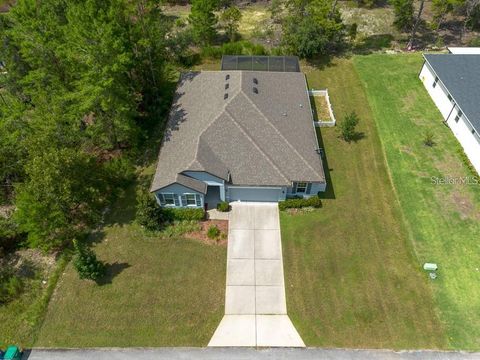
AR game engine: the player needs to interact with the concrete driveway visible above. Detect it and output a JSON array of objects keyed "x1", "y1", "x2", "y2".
[{"x1": 208, "y1": 202, "x2": 304, "y2": 347}]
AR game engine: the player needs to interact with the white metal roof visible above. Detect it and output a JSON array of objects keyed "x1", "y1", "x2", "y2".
[{"x1": 447, "y1": 47, "x2": 480, "y2": 54}]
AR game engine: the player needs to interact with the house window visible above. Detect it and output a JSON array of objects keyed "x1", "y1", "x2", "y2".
[
  {"x1": 181, "y1": 193, "x2": 201, "y2": 207},
  {"x1": 447, "y1": 94, "x2": 454, "y2": 103},
  {"x1": 163, "y1": 193, "x2": 175, "y2": 206},
  {"x1": 185, "y1": 194, "x2": 196, "y2": 206},
  {"x1": 455, "y1": 110, "x2": 462, "y2": 123},
  {"x1": 296, "y1": 182, "x2": 307, "y2": 193},
  {"x1": 432, "y1": 76, "x2": 439, "y2": 88},
  {"x1": 472, "y1": 129, "x2": 476, "y2": 135}
]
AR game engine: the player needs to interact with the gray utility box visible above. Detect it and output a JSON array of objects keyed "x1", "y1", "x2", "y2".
[{"x1": 423, "y1": 263, "x2": 438, "y2": 271}]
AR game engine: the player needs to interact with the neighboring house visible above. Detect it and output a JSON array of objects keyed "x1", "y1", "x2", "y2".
[
  {"x1": 419, "y1": 51, "x2": 480, "y2": 174},
  {"x1": 150, "y1": 61, "x2": 326, "y2": 209}
]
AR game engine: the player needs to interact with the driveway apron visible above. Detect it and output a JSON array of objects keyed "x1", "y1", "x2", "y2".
[{"x1": 208, "y1": 202, "x2": 305, "y2": 347}]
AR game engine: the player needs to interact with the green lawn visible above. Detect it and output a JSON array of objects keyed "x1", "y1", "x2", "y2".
[
  {"x1": 35, "y1": 177, "x2": 226, "y2": 347},
  {"x1": 281, "y1": 58, "x2": 447, "y2": 349},
  {"x1": 354, "y1": 54, "x2": 480, "y2": 349}
]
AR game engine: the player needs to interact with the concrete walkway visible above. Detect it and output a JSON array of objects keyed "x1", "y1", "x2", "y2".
[
  {"x1": 208, "y1": 202, "x2": 304, "y2": 347},
  {"x1": 24, "y1": 348, "x2": 480, "y2": 360}
]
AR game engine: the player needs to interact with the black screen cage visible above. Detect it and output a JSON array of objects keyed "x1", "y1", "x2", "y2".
[{"x1": 221, "y1": 56, "x2": 300, "y2": 72}]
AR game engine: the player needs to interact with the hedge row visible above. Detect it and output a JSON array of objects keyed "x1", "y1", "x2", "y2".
[
  {"x1": 278, "y1": 196, "x2": 322, "y2": 210},
  {"x1": 161, "y1": 207, "x2": 205, "y2": 221}
]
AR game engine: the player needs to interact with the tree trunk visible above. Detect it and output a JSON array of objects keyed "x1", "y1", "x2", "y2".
[
  {"x1": 407, "y1": 0, "x2": 425, "y2": 50},
  {"x1": 329, "y1": 0, "x2": 339, "y2": 18}
]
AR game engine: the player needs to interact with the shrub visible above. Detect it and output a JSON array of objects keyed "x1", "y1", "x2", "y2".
[
  {"x1": 279, "y1": 196, "x2": 322, "y2": 210},
  {"x1": 201, "y1": 41, "x2": 268, "y2": 59},
  {"x1": 0, "y1": 268, "x2": 23, "y2": 304},
  {"x1": 423, "y1": 130, "x2": 435, "y2": 147},
  {"x1": 161, "y1": 220, "x2": 201, "y2": 238},
  {"x1": 161, "y1": 207, "x2": 205, "y2": 221},
  {"x1": 341, "y1": 111, "x2": 360, "y2": 142},
  {"x1": 136, "y1": 190, "x2": 163, "y2": 231},
  {"x1": 73, "y1": 240, "x2": 106, "y2": 282},
  {"x1": 207, "y1": 225, "x2": 221, "y2": 239},
  {"x1": 217, "y1": 201, "x2": 230, "y2": 212},
  {"x1": 0, "y1": 216, "x2": 24, "y2": 254}
]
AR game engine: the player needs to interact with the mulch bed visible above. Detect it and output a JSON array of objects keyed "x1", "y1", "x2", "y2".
[{"x1": 185, "y1": 219, "x2": 228, "y2": 246}]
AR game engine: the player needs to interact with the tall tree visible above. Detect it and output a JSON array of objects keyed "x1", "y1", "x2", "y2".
[
  {"x1": 220, "y1": 6, "x2": 242, "y2": 42},
  {"x1": 189, "y1": 0, "x2": 218, "y2": 45},
  {"x1": 14, "y1": 148, "x2": 107, "y2": 251},
  {"x1": 390, "y1": 0, "x2": 415, "y2": 31},
  {"x1": 407, "y1": 0, "x2": 425, "y2": 49},
  {"x1": 282, "y1": 0, "x2": 345, "y2": 58}
]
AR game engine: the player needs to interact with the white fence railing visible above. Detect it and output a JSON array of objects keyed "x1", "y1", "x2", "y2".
[{"x1": 309, "y1": 89, "x2": 336, "y2": 127}]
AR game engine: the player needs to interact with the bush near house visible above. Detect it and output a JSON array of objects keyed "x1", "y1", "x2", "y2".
[
  {"x1": 278, "y1": 196, "x2": 322, "y2": 210},
  {"x1": 217, "y1": 201, "x2": 230, "y2": 212},
  {"x1": 162, "y1": 208, "x2": 205, "y2": 221}
]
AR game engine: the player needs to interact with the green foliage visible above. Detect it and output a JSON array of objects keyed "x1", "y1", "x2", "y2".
[
  {"x1": 282, "y1": 0, "x2": 345, "y2": 58},
  {"x1": 341, "y1": 111, "x2": 360, "y2": 142},
  {"x1": 0, "y1": 269, "x2": 23, "y2": 304},
  {"x1": 136, "y1": 190, "x2": 163, "y2": 231},
  {"x1": 349, "y1": 23, "x2": 358, "y2": 41},
  {"x1": 207, "y1": 225, "x2": 220, "y2": 239},
  {"x1": 189, "y1": 0, "x2": 219, "y2": 45},
  {"x1": 0, "y1": 0, "x2": 172, "y2": 252},
  {"x1": 217, "y1": 201, "x2": 230, "y2": 212},
  {"x1": 0, "y1": 216, "x2": 24, "y2": 254},
  {"x1": 220, "y1": 6, "x2": 242, "y2": 41},
  {"x1": 279, "y1": 196, "x2": 322, "y2": 210},
  {"x1": 423, "y1": 129, "x2": 436, "y2": 147},
  {"x1": 14, "y1": 149, "x2": 107, "y2": 251},
  {"x1": 160, "y1": 220, "x2": 201, "y2": 238},
  {"x1": 457, "y1": 149, "x2": 479, "y2": 177},
  {"x1": 201, "y1": 40, "x2": 268, "y2": 59},
  {"x1": 73, "y1": 240, "x2": 106, "y2": 282},
  {"x1": 390, "y1": 0, "x2": 414, "y2": 31},
  {"x1": 162, "y1": 207, "x2": 205, "y2": 221},
  {"x1": 469, "y1": 36, "x2": 480, "y2": 46}
]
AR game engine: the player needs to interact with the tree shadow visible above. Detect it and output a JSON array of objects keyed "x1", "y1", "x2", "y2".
[
  {"x1": 304, "y1": 54, "x2": 337, "y2": 71},
  {"x1": 348, "y1": 131, "x2": 367, "y2": 143},
  {"x1": 96, "y1": 262, "x2": 131, "y2": 286},
  {"x1": 315, "y1": 128, "x2": 336, "y2": 199},
  {"x1": 354, "y1": 34, "x2": 394, "y2": 54}
]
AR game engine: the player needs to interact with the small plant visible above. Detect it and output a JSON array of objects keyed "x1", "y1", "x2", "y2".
[
  {"x1": 207, "y1": 225, "x2": 221, "y2": 239},
  {"x1": 0, "y1": 268, "x2": 23, "y2": 304},
  {"x1": 217, "y1": 201, "x2": 230, "y2": 212},
  {"x1": 423, "y1": 130, "x2": 435, "y2": 147},
  {"x1": 341, "y1": 112, "x2": 360, "y2": 142},
  {"x1": 73, "y1": 240, "x2": 106, "y2": 282}
]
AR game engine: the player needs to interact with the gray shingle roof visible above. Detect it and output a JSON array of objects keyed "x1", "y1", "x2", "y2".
[
  {"x1": 424, "y1": 54, "x2": 480, "y2": 133},
  {"x1": 150, "y1": 70, "x2": 325, "y2": 193}
]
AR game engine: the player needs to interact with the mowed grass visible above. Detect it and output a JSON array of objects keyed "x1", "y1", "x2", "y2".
[
  {"x1": 35, "y1": 180, "x2": 226, "y2": 347},
  {"x1": 354, "y1": 54, "x2": 480, "y2": 349},
  {"x1": 281, "y1": 58, "x2": 447, "y2": 349}
]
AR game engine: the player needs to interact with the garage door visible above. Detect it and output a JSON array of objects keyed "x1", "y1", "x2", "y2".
[{"x1": 228, "y1": 187, "x2": 283, "y2": 202}]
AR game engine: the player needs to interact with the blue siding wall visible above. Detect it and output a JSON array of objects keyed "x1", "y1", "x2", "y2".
[{"x1": 154, "y1": 183, "x2": 204, "y2": 208}]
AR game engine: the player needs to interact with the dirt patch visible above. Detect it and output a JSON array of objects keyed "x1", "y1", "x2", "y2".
[
  {"x1": 185, "y1": 219, "x2": 228, "y2": 246},
  {"x1": 0, "y1": 248, "x2": 56, "y2": 282},
  {"x1": 450, "y1": 190, "x2": 480, "y2": 221},
  {"x1": 311, "y1": 95, "x2": 332, "y2": 122}
]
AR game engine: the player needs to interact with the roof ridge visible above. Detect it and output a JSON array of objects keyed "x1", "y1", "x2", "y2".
[
  {"x1": 223, "y1": 108, "x2": 290, "y2": 184},
  {"x1": 187, "y1": 78, "x2": 240, "y2": 171},
  {"x1": 239, "y1": 87, "x2": 323, "y2": 179}
]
